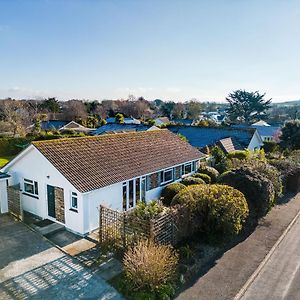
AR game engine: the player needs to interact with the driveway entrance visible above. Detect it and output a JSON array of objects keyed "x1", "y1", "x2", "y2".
[{"x1": 0, "y1": 215, "x2": 122, "y2": 300}]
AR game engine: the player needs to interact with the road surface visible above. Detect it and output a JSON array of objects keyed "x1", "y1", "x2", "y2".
[{"x1": 241, "y1": 215, "x2": 300, "y2": 300}]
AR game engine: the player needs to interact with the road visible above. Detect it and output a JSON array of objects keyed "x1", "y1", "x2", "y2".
[{"x1": 241, "y1": 215, "x2": 300, "y2": 300}]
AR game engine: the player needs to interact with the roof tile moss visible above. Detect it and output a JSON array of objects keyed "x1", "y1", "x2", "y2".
[{"x1": 32, "y1": 130, "x2": 204, "y2": 193}]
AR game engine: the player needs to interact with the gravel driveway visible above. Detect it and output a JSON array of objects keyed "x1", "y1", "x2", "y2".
[{"x1": 0, "y1": 214, "x2": 122, "y2": 300}]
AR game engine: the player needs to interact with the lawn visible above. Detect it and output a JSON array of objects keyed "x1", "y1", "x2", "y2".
[{"x1": 0, "y1": 155, "x2": 15, "y2": 167}]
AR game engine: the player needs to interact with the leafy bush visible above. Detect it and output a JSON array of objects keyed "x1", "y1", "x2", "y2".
[
  {"x1": 227, "y1": 150, "x2": 250, "y2": 160},
  {"x1": 133, "y1": 201, "x2": 163, "y2": 220},
  {"x1": 123, "y1": 240, "x2": 178, "y2": 292},
  {"x1": 218, "y1": 167, "x2": 275, "y2": 217},
  {"x1": 230, "y1": 159, "x2": 283, "y2": 199},
  {"x1": 161, "y1": 183, "x2": 186, "y2": 206},
  {"x1": 263, "y1": 141, "x2": 280, "y2": 153},
  {"x1": 171, "y1": 184, "x2": 249, "y2": 237},
  {"x1": 181, "y1": 176, "x2": 205, "y2": 186},
  {"x1": 192, "y1": 173, "x2": 211, "y2": 184},
  {"x1": 197, "y1": 165, "x2": 219, "y2": 182},
  {"x1": 270, "y1": 159, "x2": 300, "y2": 193}
]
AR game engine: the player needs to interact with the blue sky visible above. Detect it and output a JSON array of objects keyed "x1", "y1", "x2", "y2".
[{"x1": 0, "y1": 0, "x2": 300, "y2": 102}]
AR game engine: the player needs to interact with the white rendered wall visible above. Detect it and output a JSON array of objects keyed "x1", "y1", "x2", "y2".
[
  {"x1": 0, "y1": 179, "x2": 9, "y2": 213},
  {"x1": 3, "y1": 146, "x2": 85, "y2": 234},
  {"x1": 248, "y1": 132, "x2": 263, "y2": 151}
]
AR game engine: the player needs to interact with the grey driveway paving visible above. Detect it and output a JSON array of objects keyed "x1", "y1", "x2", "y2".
[{"x1": 0, "y1": 214, "x2": 122, "y2": 300}]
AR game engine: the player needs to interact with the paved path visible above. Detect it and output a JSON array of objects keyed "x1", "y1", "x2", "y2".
[
  {"x1": 0, "y1": 215, "x2": 122, "y2": 300},
  {"x1": 176, "y1": 193, "x2": 300, "y2": 300},
  {"x1": 241, "y1": 214, "x2": 300, "y2": 300}
]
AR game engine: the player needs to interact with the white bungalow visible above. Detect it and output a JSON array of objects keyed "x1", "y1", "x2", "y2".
[{"x1": 0, "y1": 130, "x2": 205, "y2": 235}]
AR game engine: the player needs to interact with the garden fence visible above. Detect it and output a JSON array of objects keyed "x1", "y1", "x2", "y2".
[{"x1": 99, "y1": 205, "x2": 190, "y2": 249}]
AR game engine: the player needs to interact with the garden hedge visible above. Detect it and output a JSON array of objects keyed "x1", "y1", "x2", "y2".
[
  {"x1": 161, "y1": 183, "x2": 186, "y2": 206},
  {"x1": 197, "y1": 166, "x2": 219, "y2": 182},
  {"x1": 192, "y1": 173, "x2": 211, "y2": 184},
  {"x1": 181, "y1": 176, "x2": 205, "y2": 186},
  {"x1": 218, "y1": 167, "x2": 275, "y2": 217},
  {"x1": 171, "y1": 184, "x2": 249, "y2": 237}
]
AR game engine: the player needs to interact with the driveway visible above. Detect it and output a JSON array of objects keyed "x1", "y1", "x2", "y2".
[
  {"x1": 0, "y1": 214, "x2": 122, "y2": 300},
  {"x1": 241, "y1": 213, "x2": 300, "y2": 300}
]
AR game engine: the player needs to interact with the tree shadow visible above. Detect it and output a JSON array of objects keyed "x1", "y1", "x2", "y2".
[{"x1": 0, "y1": 255, "x2": 120, "y2": 300}]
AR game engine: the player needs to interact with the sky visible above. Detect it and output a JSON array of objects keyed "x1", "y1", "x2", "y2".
[{"x1": 0, "y1": 0, "x2": 300, "y2": 102}]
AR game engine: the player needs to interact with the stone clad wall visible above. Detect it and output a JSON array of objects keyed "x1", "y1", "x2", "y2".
[{"x1": 54, "y1": 187, "x2": 65, "y2": 223}]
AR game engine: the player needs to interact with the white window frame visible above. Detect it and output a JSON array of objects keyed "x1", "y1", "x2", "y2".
[
  {"x1": 23, "y1": 178, "x2": 38, "y2": 196},
  {"x1": 161, "y1": 168, "x2": 173, "y2": 184},
  {"x1": 70, "y1": 192, "x2": 78, "y2": 211},
  {"x1": 183, "y1": 162, "x2": 192, "y2": 175}
]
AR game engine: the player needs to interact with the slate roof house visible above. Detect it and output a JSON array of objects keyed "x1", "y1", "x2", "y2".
[
  {"x1": 92, "y1": 123, "x2": 151, "y2": 135},
  {"x1": 1, "y1": 130, "x2": 204, "y2": 235},
  {"x1": 168, "y1": 126, "x2": 263, "y2": 153}
]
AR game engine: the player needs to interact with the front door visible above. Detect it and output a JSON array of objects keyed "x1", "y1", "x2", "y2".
[{"x1": 47, "y1": 185, "x2": 56, "y2": 218}]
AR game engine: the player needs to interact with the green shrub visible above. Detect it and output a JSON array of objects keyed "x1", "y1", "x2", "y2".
[
  {"x1": 133, "y1": 201, "x2": 163, "y2": 220},
  {"x1": 161, "y1": 183, "x2": 186, "y2": 206},
  {"x1": 230, "y1": 159, "x2": 283, "y2": 200},
  {"x1": 270, "y1": 159, "x2": 300, "y2": 193},
  {"x1": 263, "y1": 141, "x2": 280, "y2": 153},
  {"x1": 171, "y1": 184, "x2": 249, "y2": 237},
  {"x1": 192, "y1": 173, "x2": 211, "y2": 184},
  {"x1": 181, "y1": 176, "x2": 205, "y2": 186},
  {"x1": 197, "y1": 166, "x2": 219, "y2": 182},
  {"x1": 227, "y1": 150, "x2": 250, "y2": 160},
  {"x1": 123, "y1": 240, "x2": 178, "y2": 292},
  {"x1": 218, "y1": 167, "x2": 275, "y2": 217}
]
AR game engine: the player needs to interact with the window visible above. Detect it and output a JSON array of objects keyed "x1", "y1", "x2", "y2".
[
  {"x1": 24, "y1": 179, "x2": 38, "y2": 196},
  {"x1": 174, "y1": 165, "x2": 182, "y2": 179},
  {"x1": 71, "y1": 192, "x2": 78, "y2": 210},
  {"x1": 161, "y1": 169, "x2": 173, "y2": 184},
  {"x1": 129, "y1": 180, "x2": 134, "y2": 209},
  {"x1": 184, "y1": 163, "x2": 192, "y2": 175},
  {"x1": 123, "y1": 183, "x2": 127, "y2": 211},
  {"x1": 135, "y1": 178, "x2": 140, "y2": 204},
  {"x1": 192, "y1": 161, "x2": 196, "y2": 172}
]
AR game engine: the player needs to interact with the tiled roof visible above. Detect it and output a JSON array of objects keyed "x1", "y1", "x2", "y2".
[
  {"x1": 218, "y1": 137, "x2": 243, "y2": 153},
  {"x1": 32, "y1": 130, "x2": 204, "y2": 193},
  {"x1": 92, "y1": 124, "x2": 150, "y2": 135},
  {"x1": 41, "y1": 120, "x2": 69, "y2": 130},
  {"x1": 168, "y1": 126, "x2": 255, "y2": 149}
]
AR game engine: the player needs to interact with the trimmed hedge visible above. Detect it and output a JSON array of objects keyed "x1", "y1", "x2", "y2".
[
  {"x1": 197, "y1": 166, "x2": 219, "y2": 183},
  {"x1": 218, "y1": 167, "x2": 275, "y2": 217},
  {"x1": 171, "y1": 184, "x2": 249, "y2": 237},
  {"x1": 270, "y1": 159, "x2": 300, "y2": 193},
  {"x1": 161, "y1": 183, "x2": 186, "y2": 206},
  {"x1": 181, "y1": 176, "x2": 205, "y2": 186},
  {"x1": 227, "y1": 150, "x2": 250, "y2": 160},
  {"x1": 192, "y1": 173, "x2": 211, "y2": 184}
]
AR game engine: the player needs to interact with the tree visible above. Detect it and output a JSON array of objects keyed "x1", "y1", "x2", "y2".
[
  {"x1": 41, "y1": 97, "x2": 60, "y2": 114},
  {"x1": 172, "y1": 103, "x2": 185, "y2": 119},
  {"x1": 115, "y1": 113, "x2": 124, "y2": 124},
  {"x1": 62, "y1": 100, "x2": 87, "y2": 121},
  {"x1": 185, "y1": 100, "x2": 203, "y2": 120},
  {"x1": 280, "y1": 120, "x2": 300, "y2": 150},
  {"x1": 226, "y1": 90, "x2": 272, "y2": 123}
]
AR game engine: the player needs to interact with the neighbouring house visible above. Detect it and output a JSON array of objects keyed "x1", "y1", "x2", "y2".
[
  {"x1": 154, "y1": 117, "x2": 170, "y2": 126},
  {"x1": 233, "y1": 121, "x2": 282, "y2": 142},
  {"x1": 92, "y1": 123, "x2": 151, "y2": 135},
  {"x1": 106, "y1": 117, "x2": 141, "y2": 125},
  {"x1": 171, "y1": 119, "x2": 194, "y2": 126},
  {"x1": 0, "y1": 172, "x2": 10, "y2": 214},
  {"x1": 0, "y1": 130, "x2": 204, "y2": 235},
  {"x1": 168, "y1": 126, "x2": 263, "y2": 152},
  {"x1": 41, "y1": 120, "x2": 69, "y2": 131},
  {"x1": 59, "y1": 121, "x2": 96, "y2": 134}
]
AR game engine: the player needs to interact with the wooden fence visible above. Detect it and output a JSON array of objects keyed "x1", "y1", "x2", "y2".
[
  {"x1": 7, "y1": 184, "x2": 23, "y2": 220},
  {"x1": 99, "y1": 205, "x2": 187, "y2": 249}
]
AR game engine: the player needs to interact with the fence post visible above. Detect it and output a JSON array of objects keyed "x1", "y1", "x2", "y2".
[
  {"x1": 99, "y1": 205, "x2": 102, "y2": 244},
  {"x1": 149, "y1": 219, "x2": 155, "y2": 242},
  {"x1": 123, "y1": 212, "x2": 126, "y2": 248}
]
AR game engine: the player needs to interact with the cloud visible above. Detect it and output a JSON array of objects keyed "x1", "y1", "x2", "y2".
[
  {"x1": 116, "y1": 87, "x2": 155, "y2": 95},
  {"x1": 0, "y1": 87, "x2": 50, "y2": 99}
]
